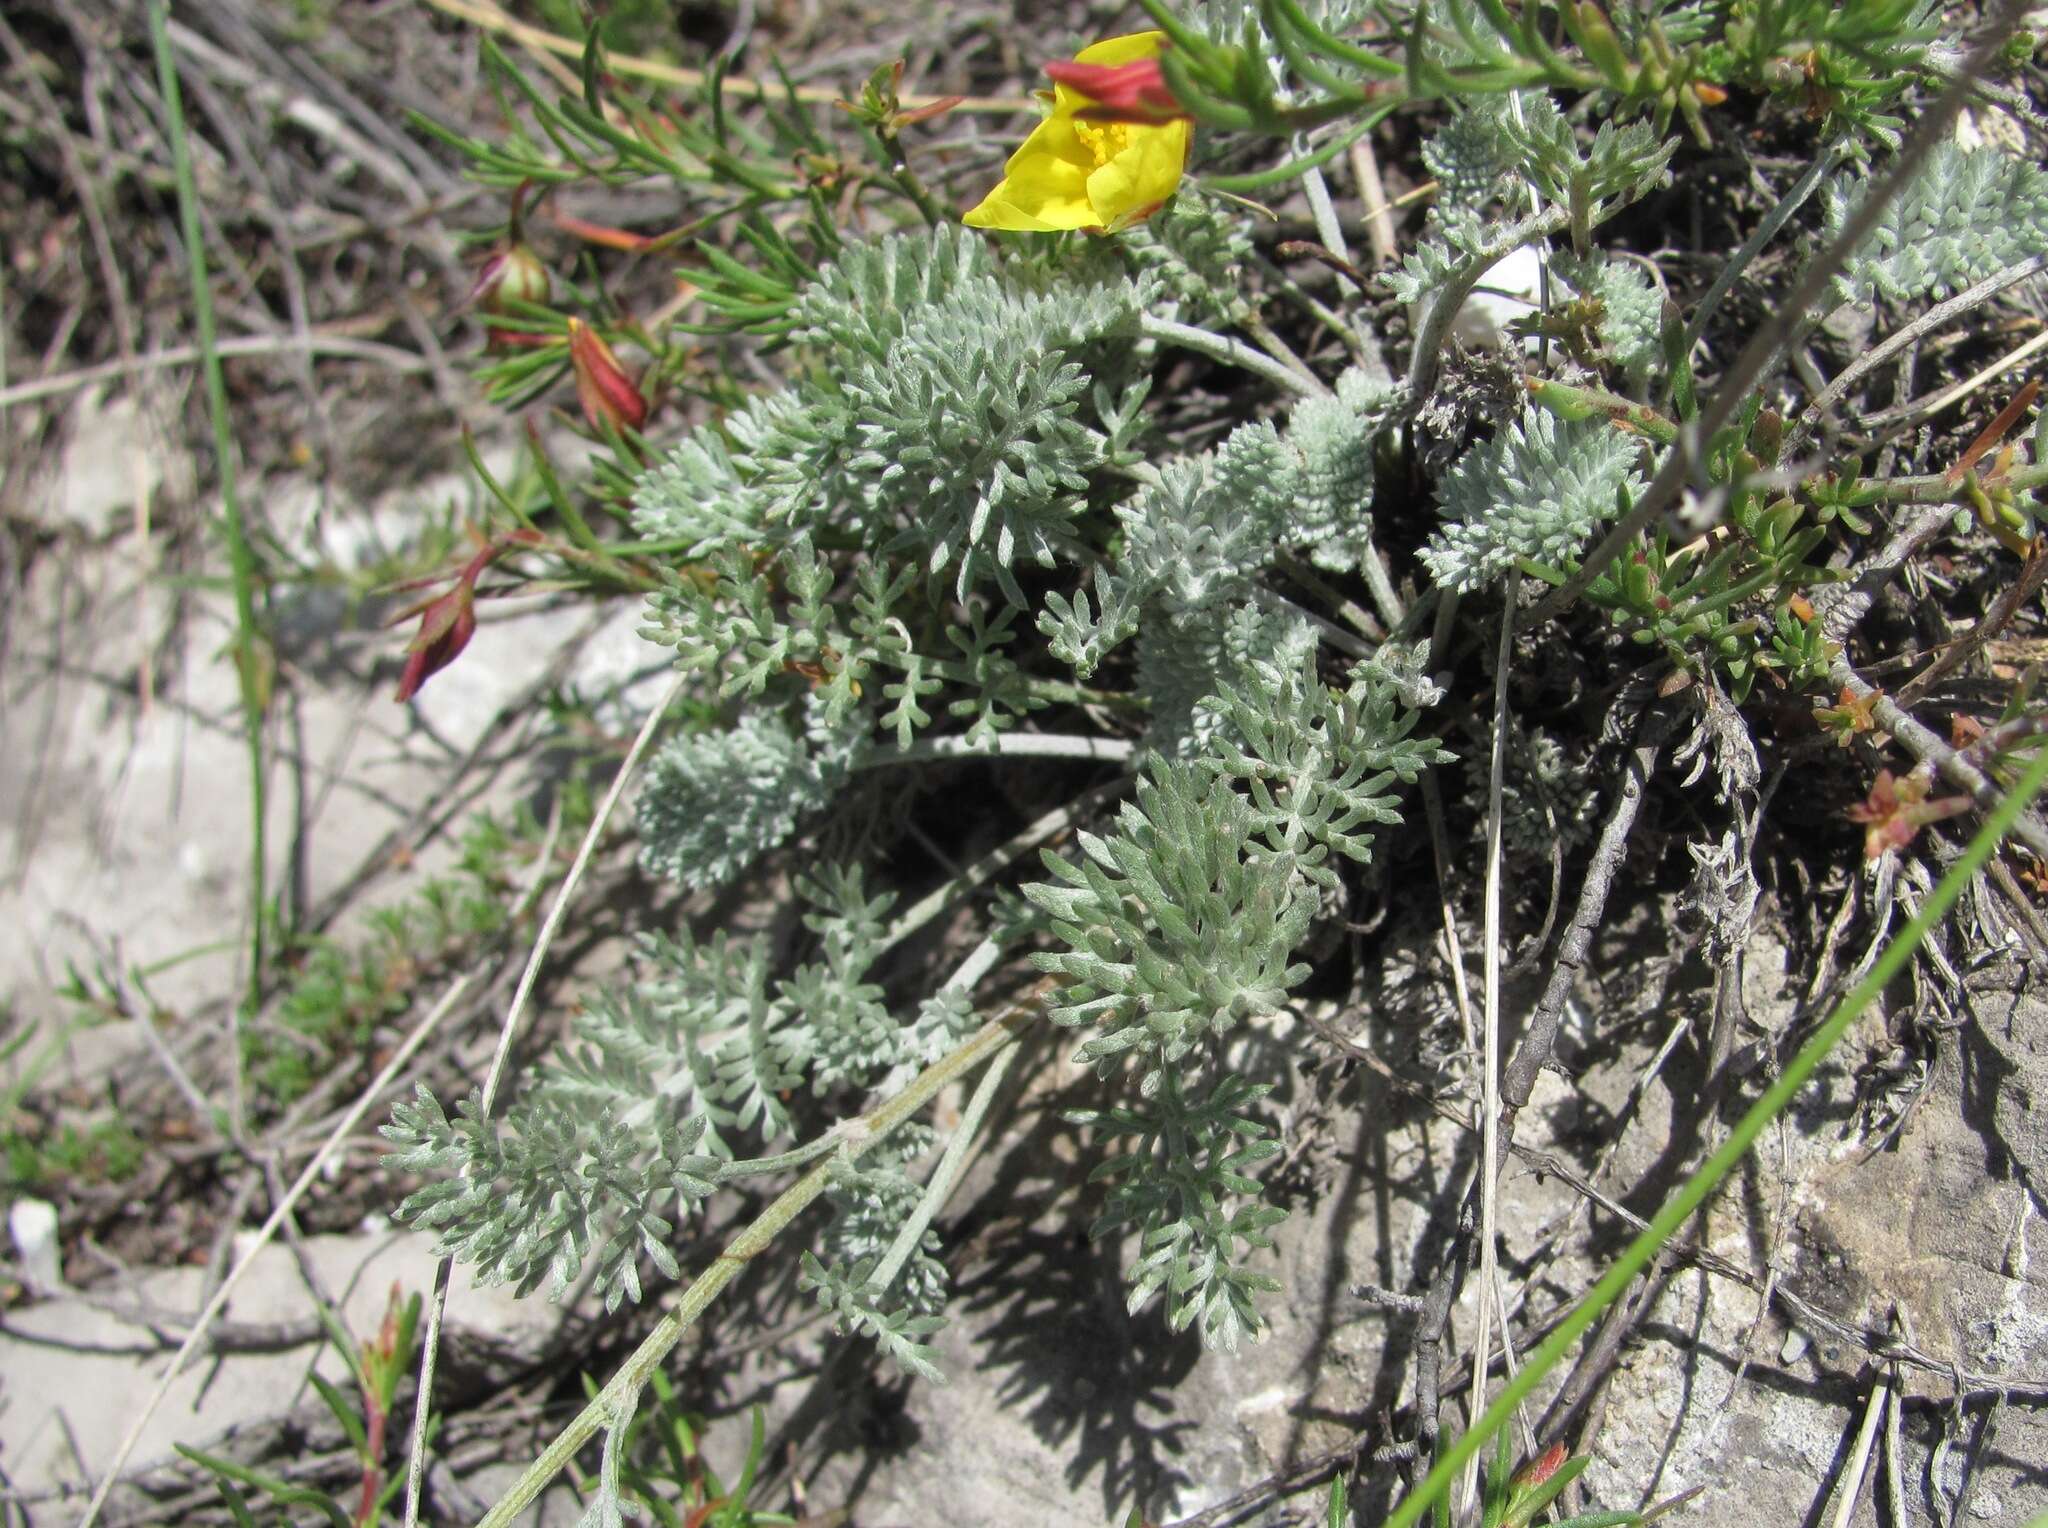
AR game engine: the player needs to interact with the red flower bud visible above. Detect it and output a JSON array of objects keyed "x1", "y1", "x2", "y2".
[
  {"x1": 566, "y1": 317, "x2": 649, "y2": 433},
  {"x1": 1511, "y1": 1442, "x2": 1569, "y2": 1491},
  {"x1": 391, "y1": 533, "x2": 539, "y2": 703},
  {"x1": 394, "y1": 580, "x2": 477, "y2": 703},
  {"x1": 1042, "y1": 55, "x2": 1188, "y2": 124}
]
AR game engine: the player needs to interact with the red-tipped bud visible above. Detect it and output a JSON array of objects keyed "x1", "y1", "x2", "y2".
[
  {"x1": 895, "y1": 93, "x2": 965, "y2": 127},
  {"x1": 390, "y1": 530, "x2": 545, "y2": 702},
  {"x1": 566, "y1": 317, "x2": 649, "y2": 433},
  {"x1": 470, "y1": 244, "x2": 553, "y2": 314},
  {"x1": 1042, "y1": 55, "x2": 1188, "y2": 124},
  {"x1": 395, "y1": 580, "x2": 477, "y2": 703},
  {"x1": 1511, "y1": 1442, "x2": 1569, "y2": 1491}
]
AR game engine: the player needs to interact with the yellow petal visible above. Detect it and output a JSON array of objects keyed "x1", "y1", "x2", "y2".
[
  {"x1": 963, "y1": 116, "x2": 1103, "y2": 231},
  {"x1": 963, "y1": 178, "x2": 1098, "y2": 231},
  {"x1": 1086, "y1": 119, "x2": 1190, "y2": 230},
  {"x1": 1073, "y1": 30, "x2": 1167, "y2": 67}
]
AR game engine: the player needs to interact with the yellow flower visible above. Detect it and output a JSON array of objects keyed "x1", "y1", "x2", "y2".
[{"x1": 962, "y1": 32, "x2": 1191, "y2": 234}]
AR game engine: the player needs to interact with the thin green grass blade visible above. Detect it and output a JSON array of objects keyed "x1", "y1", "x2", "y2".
[{"x1": 146, "y1": 0, "x2": 268, "y2": 1133}]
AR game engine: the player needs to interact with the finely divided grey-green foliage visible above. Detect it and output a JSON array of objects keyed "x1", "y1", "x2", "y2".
[
  {"x1": 1493, "y1": 90, "x2": 1677, "y2": 218},
  {"x1": 384, "y1": 867, "x2": 923, "y2": 1315},
  {"x1": 799, "y1": 226, "x2": 1142, "y2": 604},
  {"x1": 815, "y1": 1124, "x2": 949, "y2": 1317},
  {"x1": 1548, "y1": 249, "x2": 1664, "y2": 379},
  {"x1": 647, "y1": 540, "x2": 1044, "y2": 746},
  {"x1": 1073, "y1": 1069, "x2": 1285, "y2": 1354},
  {"x1": 1825, "y1": 141, "x2": 2048, "y2": 307},
  {"x1": 1203, "y1": 653, "x2": 1453, "y2": 888},
  {"x1": 1287, "y1": 367, "x2": 1396, "y2": 571},
  {"x1": 637, "y1": 700, "x2": 861, "y2": 892},
  {"x1": 1140, "y1": 602, "x2": 1317, "y2": 759},
  {"x1": 1391, "y1": 93, "x2": 1674, "y2": 312},
  {"x1": 628, "y1": 225, "x2": 1164, "y2": 892},
  {"x1": 1384, "y1": 231, "x2": 1479, "y2": 310},
  {"x1": 385, "y1": 0, "x2": 2006, "y2": 1393},
  {"x1": 635, "y1": 538, "x2": 1054, "y2": 887},
  {"x1": 1419, "y1": 406, "x2": 1648, "y2": 592},
  {"x1": 1037, "y1": 366, "x2": 1391, "y2": 707},
  {"x1": 798, "y1": 1250, "x2": 947, "y2": 1383},
  {"x1": 1184, "y1": 0, "x2": 1373, "y2": 81},
  {"x1": 1025, "y1": 759, "x2": 1317, "y2": 1082},
  {"x1": 634, "y1": 224, "x2": 1142, "y2": 604},
  {"x1": 384, "y1": 1083, "x2": 719, "y2": 1312},
  {"x1": 783, "y1": 863, "x2": 899, "y2": 1091},
  {"x1": 1420, "y1": 98, "x2": 1520, "y2": 225},
  {"x1": 394, "y1": 203, "x2": 1454, "y2": 1360},
  {"x1": 1117, "y1": 192, "x2": 1256, "y2": 324},
  {"x1": 1122, "y1": 423, "x2": 1292, "y2": 617},
  {"x1": 1039, "y1": 574, "x2": 1143, "y2": 680},
  {"x1": 1012, "y1": 658, "x2": 1444, "y2": 1346},
  {"x1": 1391, "y1": 99, "x2": 1521, "y2": 303},
  {"x1": 1461, "y1": 714, "x2": 1602, "y2": 859}
]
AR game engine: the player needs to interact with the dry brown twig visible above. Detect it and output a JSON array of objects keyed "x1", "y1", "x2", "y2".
[
  {"x1": 1503, "y1": 709, "x2": 1675, "y2": 1115},
  {"x1": 1863, "y1": 324, "x2": 2048, "y2": 435},
  {"x1": 0, "y1": 7, "x2": 158, "y2": 705},
  {"x1": 417, "y1": 0, "x2": 1030, "y2": 113},
  {"x1": 1785, "y1": 252, "x2": 2048, "y2": 457},
  {"x1": 0, "y1": 330, "x2": 431, "y2": 412}
]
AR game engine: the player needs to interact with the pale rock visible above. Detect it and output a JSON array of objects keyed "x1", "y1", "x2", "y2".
[
  {"x1": 1436, "y1": 243, "x2": 1546, "y2": 350},
  {"x1": 52, "y1": 388, "x2": 189, "y2": 535},
  {"x1": 8, "y1": 1198, "x2": 63, "y2": 1294}
]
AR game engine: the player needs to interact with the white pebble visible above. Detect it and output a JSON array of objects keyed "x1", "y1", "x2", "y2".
[{"x1": 9, "y1": 1198, "x2": 64, "y2": 1294}]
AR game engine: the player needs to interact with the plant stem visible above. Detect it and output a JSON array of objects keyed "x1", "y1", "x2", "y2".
[
  {"x1": 877, "y1": 127, "x2": 951, "y2": 227},
  {"x1": 1827, "y1": 652, "x2": 2048, "y2": 861},
  {"x1": 355, "y1": 1400, "x2": 387, "y2": 1528},
  {"x1": 1381, "y1": 741, "x2": 2048, "y2": 1528},
  {"x1": 1466, "y1": 580, "x2": 1516, "y2": 1508},
  {"x1": 1503, "y1": 717, "x2": 1671, "y2": 1112},
  {"x1": 1864, "y1": 461, "x2": 2048, "y2": 503},
  {"x1": 474, "y1": 999, "x2": 1039, "y2": 1528},
  {"x1": 872, "y1": 1035, "x2": 1019, "y2": 1295},
  {"x1": 148, "y1": 0, "x2": 266, "y2": 1137},
  {"x1": 1138, "y1": 314, "x2": 1329, "y2": 400},
  {"x1": 874, "y1": 733, "x2": 1135, "y2": 765}
]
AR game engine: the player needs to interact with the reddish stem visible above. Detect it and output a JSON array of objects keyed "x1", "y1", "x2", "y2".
[{"x1": 355, "y1": 1400, "x2": 387, "y2": 1527}]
